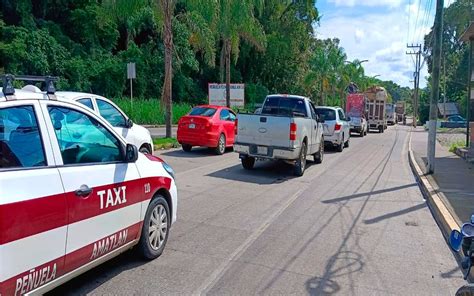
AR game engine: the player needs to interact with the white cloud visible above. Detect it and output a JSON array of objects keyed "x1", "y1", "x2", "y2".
[
  {"x1": 317, "y1": 0, "x2": 435, "y2": 88},
  {"x1": 354, "y1": 29, "x2": 365, "y2": 44},
  {"x1": 328, "y1": 0, "x2": 403, "y2": 8}
]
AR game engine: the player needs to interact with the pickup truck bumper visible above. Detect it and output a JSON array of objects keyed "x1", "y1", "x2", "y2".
[{"x1": 234, "y1": 143, "x2": 300, "y2": 160}]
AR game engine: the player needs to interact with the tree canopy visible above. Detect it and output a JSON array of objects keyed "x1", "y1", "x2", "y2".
[{"x1": 0, "y1": 0, "x2": 409, "y2": 108}]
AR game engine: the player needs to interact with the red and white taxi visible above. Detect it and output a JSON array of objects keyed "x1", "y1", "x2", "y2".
[{"x1": 0, "y1": 75, "x2": 177, "y2": 295}]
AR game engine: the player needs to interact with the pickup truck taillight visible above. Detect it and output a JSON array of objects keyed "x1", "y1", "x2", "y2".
[
  {"x1": 234, "y1": 119, "x2": 238, "y2": 135},
  {"x1": 335, "y1": 123, "x2": 342, "y2": 131},
  {"x1": 290, "y1": 123, "x2": 297, "y2": 141}
]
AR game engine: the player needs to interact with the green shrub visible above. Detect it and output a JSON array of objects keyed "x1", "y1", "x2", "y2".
[{"x1": 449, "y1": 140, "x2": 466, "y2": 153}]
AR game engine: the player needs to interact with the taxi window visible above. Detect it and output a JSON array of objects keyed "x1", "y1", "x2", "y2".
[
  {"x1": 96, "y1": 99, "x2": 127, "y2": 128},
  {"x1": 0, "y1": 106, "x2": 46, "y2": 169},
  {"x1": 47, "y1": 106, "x2": 123, "y2": 165}
]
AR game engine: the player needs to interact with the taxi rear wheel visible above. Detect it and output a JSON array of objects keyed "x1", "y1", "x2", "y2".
[{"x1": 138, "y1": 196, "x2": 170, "y2": 260}]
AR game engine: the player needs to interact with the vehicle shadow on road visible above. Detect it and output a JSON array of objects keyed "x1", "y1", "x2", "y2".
[
  {"x1": 46, "y1": 251, "x2": 147, "y2": 296},
  {"x1": 161, "y1": 147, "x2": 232, "y2": 158},
  {"x1": 207, "y1": 160, "x2": 319, "y2": 185}
]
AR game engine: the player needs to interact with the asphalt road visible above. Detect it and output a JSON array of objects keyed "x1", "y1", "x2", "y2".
[{"x1": 49, "y1": 125, "x2": 464, "y2": 295}]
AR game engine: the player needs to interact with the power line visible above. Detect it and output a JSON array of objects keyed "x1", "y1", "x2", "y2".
[{"x1": 407, "y1": 0, "x2": 412, "y2": 44}]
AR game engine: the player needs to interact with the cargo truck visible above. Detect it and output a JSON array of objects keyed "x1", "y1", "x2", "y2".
[
  {"x1": 386, "y1": 103, "x2": 396, "y2": 125},
  {"x1": 364, "y1": 86, "x2": 388, "y2": 133},
  {"x1": 395, "y1": 101, "x2": 406, "y2": 124}
]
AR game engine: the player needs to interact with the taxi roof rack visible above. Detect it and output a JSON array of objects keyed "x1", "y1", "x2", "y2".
[{"x1": 1, "y1": 74, "x2": 59, "y2": 96}]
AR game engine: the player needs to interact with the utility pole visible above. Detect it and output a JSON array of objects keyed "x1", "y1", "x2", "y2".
[
  {"x1": 443, "y1": 56, "x2": 447, "y2": 120},
  {"x1": 427, "y1": 0, "x2": 444, "y2": 174},
  {"x1": 407, "y1": 44, "x2": 422, "y2": 127}
]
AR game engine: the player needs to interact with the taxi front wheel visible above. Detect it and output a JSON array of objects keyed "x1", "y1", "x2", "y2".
[{"x1": 138, "y1": 195, "x2": 170, "y2": 260}]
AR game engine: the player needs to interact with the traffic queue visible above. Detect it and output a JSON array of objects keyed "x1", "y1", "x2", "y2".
[{"x1": 0, "y1": 75, "x2": 398, "y2": 295}]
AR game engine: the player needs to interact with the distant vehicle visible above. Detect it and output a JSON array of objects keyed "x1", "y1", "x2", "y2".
[
  {"x1": 440, "y1": 115, "x2": 468, "y2": 128},
  {"x1": 365, "y1": 86, "x2": 388, "y2": 133},
  {"x1": 177, "y1": 105, "x2": 236, "y2": 154},
  {"x1": 386, "y1": 103, "x2": 396, "y2": 125},
  {"x1": 448, "y1": 214, "x2": 474, "y2": 296},
  {"x1": 395, "y1": 101, "x2": 406, "y2": 123},
  {"x1": 345, "y1": 93, "x2": 368, "y2": 137},
  {"x1": 234, "y1": 95, "x2": 324, "y2": 176},
  {"x1": 51, "y1": 90, "x2": 154, "y2": 154},
  {"x1": 0, "y1": 76, "x2": 177, "y2": 295},
  {"x1": 314, "y1": 106, "x2": 351, "y2": 152},
  {"x1": 448, "y1": 115, "x2": 466, "y2": 123}
]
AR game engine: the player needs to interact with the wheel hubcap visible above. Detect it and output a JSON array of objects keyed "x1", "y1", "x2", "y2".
[
  {"x1": 149, "y1": 205, "x2": 168, "y2": 250},
  {"x1": 219, "y1": 136, "x2": 225, "y2": 152}
]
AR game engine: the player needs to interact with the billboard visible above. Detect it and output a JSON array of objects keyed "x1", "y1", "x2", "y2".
[{"x1": 208, "y1": 83, "x2": 245, "y2": 107}]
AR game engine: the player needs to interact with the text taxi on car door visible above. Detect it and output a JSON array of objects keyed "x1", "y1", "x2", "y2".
[{"x1": 0, "y1": 75, "x2": 177, "y2": 295}]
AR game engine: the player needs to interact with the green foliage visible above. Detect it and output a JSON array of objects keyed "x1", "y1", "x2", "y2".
[
  {"x1": 449, "y1": 140, "x2": 466, "y2": 153},
  {"x1": 0, "y1": 0, "x2": 409, "y2": 115},
  {"x1": 423, "y1": 0, "x2": 470, "y2": 120},
  {"x1": 153, "y1": 138, "x2": 179, "y2": 149}
]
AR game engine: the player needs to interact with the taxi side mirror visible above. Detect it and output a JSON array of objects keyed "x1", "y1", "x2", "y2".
[
  {"x1": 125, "y1": 144, "x2": 138, "y2": 163},
  {"x1": 126, "y1": 119, "x2": 134, "y2": 129}
]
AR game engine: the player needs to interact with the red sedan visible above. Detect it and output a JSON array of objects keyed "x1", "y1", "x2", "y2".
[{"x1": 177, "y1": 105, "x2": 237, "y2": 154}]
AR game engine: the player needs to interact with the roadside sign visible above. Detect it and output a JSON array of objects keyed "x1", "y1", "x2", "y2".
[
  {"x1": 208, "y1": 83, "x2": 245, "y2": 107},
  {"x1": 127, "y1": 63, "x2": 136, "y2": 79}
]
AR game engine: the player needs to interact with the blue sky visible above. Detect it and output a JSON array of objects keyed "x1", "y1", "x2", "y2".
[{"x1": 314, "y1": 0, "x2": 451, "y2": 88}]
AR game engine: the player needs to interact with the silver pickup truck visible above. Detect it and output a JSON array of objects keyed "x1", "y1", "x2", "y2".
[{"x1": 234, "y1": 95, "x2": 324, "y2": 176}]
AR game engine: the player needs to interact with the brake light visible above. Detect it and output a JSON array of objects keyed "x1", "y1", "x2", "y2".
[
  {"x1": 335, "y1": 123, "x2": 342, "y2": 131},
  {"x1": 235, "y1": 119, "x2": 238, "y2": 135},
  {"x1": 290, "y1": 123, "x2": 297, "y2": 141}
]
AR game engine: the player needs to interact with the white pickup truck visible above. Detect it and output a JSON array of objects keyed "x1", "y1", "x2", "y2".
[{"x1": 234, "y1": 95, "x2": 324, "y2": 176}]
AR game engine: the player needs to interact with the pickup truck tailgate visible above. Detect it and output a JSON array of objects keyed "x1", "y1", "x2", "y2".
[{"x1": 236, "y1": 114, "x2": 291, "y2": 148}]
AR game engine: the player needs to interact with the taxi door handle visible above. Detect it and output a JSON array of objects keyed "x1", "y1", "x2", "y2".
[{"x1": 75, "y1": 185, "x2": 92, "y2": 197}]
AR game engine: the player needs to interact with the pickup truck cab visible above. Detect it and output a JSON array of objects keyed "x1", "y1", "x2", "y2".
[{"x1": 234, "y1": 95, "x2": 324, "y2": 176}]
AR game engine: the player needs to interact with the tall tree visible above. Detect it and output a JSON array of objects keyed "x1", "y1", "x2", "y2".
[
  {"x1": 158, "y1": 0, "x2": 176, "y2": 138},
  {"x1": 215, "y1": 0, "x2": 267, "y2": 107}
]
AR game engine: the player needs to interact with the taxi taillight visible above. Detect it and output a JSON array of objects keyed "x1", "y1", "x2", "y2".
[
  {"x1": 290, "y1": 123, "x2": 297, "y2": 141},
  {"x1": 234, "y1": 119, "x2": 238, "y2": 135}
]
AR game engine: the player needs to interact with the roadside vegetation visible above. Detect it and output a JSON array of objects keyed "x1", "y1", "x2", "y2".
[
  {"x1": 0, "y1": 0, "x2": 410, "y2": 123},
  {"x1": 448, "y1": 140, "x2": 467, "y2": 153},
  {"x1": 153, "y1": 137, "x2": 179, "y2": 150},
  {"x1": 115, "y1": 99, "x2": 191, "y2": 125},
  {"x1": 419, "y1": 0, "x2": 470, "y2": 124}
]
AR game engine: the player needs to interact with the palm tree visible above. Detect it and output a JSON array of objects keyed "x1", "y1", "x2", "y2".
[{"x1": 158, "y1": 0, "x2": 177, "y2": 138}]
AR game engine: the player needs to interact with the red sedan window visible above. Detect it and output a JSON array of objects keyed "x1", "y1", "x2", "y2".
[{"x1": 189, "y1": 107, "x2": 216, "y2": 117}]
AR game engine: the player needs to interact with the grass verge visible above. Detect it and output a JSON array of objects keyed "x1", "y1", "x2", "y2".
[
  {"x1": 448, "y1": 140, "x2": 466, "y2": 153},
  {"x1": 153, "y1": 137, "x2": 180, "y2": 150},
  {"x1": 113, "y1": 98, "x2": 192, "y2": 125}
]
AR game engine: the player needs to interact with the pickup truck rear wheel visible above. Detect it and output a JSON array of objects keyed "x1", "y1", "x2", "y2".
[
  {"x1": 314, "y1": 139, "x2": 324, "y2": 164},
  {"x1": 242, "y1": 156, "x2": 255, "y2": 170},
  {"x1": 294, "y1": 142, "x2": 307, "y2": 176}
]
